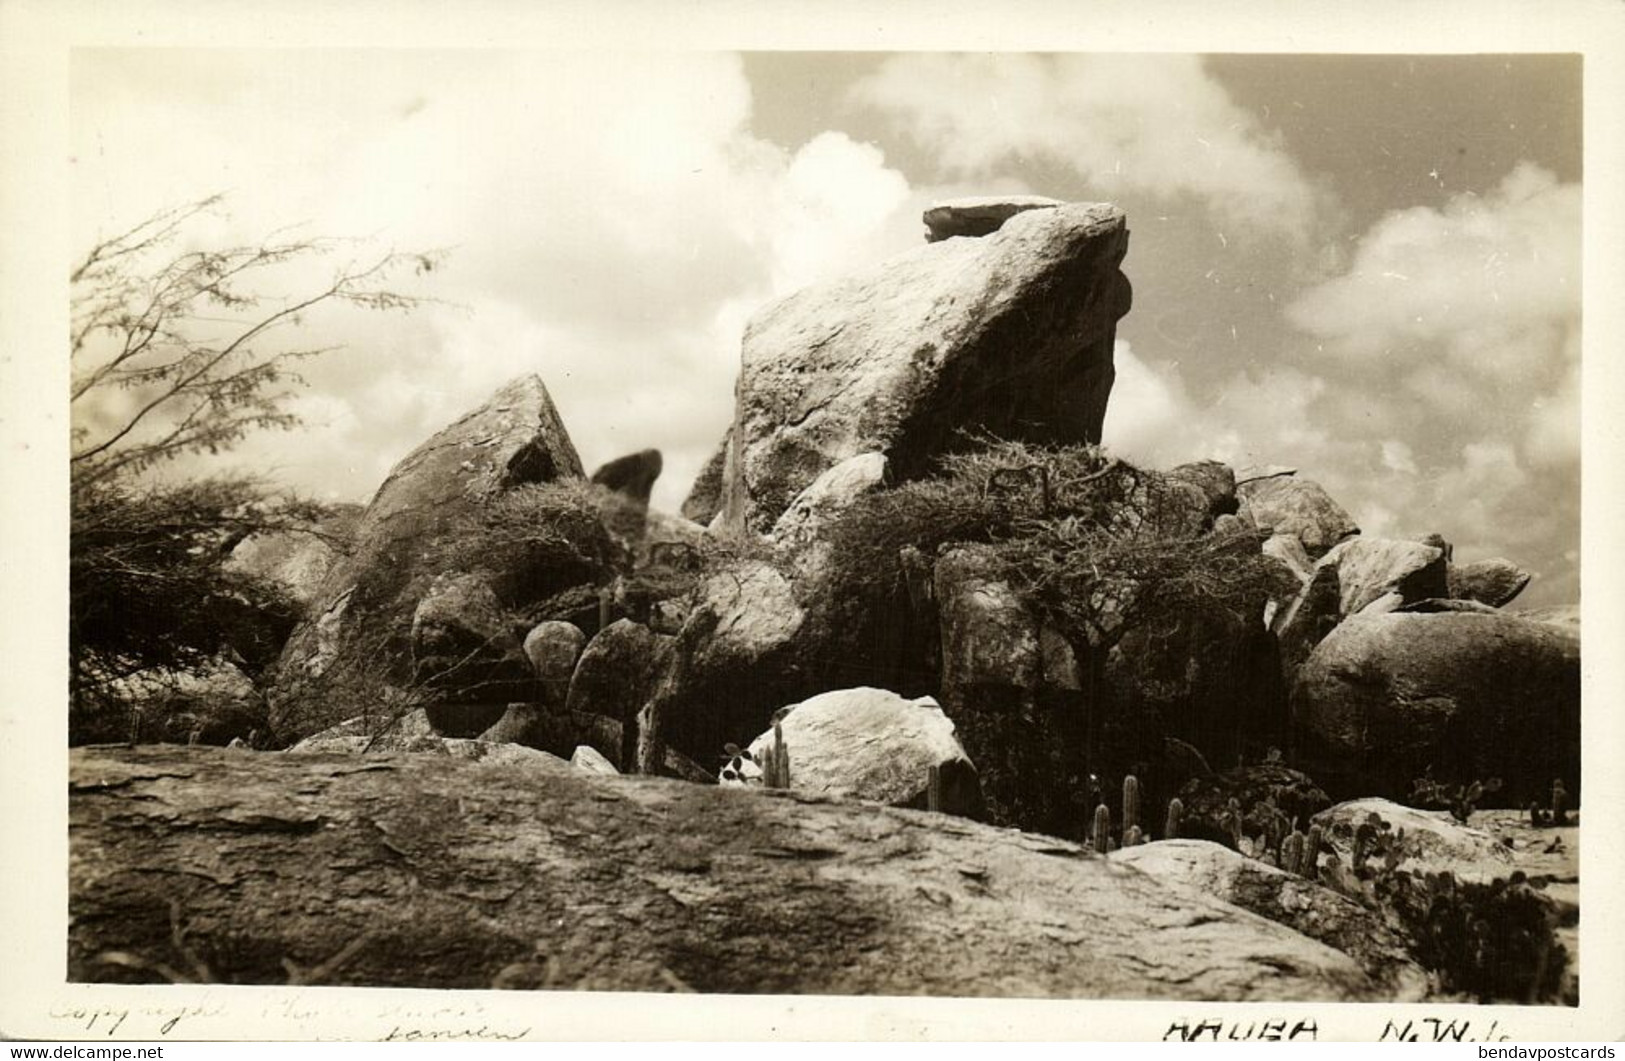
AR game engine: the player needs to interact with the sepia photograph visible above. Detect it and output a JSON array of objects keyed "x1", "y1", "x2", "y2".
[{"x1": 4, "y1": 0, "x2": 1624, "y2": 1044}]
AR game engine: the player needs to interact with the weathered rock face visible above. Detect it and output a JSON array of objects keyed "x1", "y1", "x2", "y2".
[
  {"x1": 1177, "y1": 765, "x2": 1332, "y2": 845},
  {"x1": 1292, "y1": 613, "x2": 1580, "y2": 803},
  {"x1": 1312, "y1": 799, "x2": 1517, "y2": 884},
  {"x1": 223, "y1": 505, "x2": 361, "y2": 609},
  {"x1": 71, "y1": 745, "x2": 1381, "y2": 1000},
  {"x1": 1319, "y1": 537, "x2": 1448, "y2": 617},
  {"x1": 1111, "y1": 840, "x2": 1428, "y2": 999},
  {"x1": 1449, "y1": 557, "x2": 1532, "y2": 607},
  {"x1": 720, "y1": 201, "x2": 1131, "y2": 536},
  {"x1": 921, "y1": 195, "x2": 1064, "y2": 241},
  {"x1": 269, "y1": 376, "x2": 583, "y2": 739},
  {"x1": 1237, "y1": 475, "x2": 1358, "y2": 558},
  {"x1": 737, "y1": 688, "x2": 983, "y2": 817}
]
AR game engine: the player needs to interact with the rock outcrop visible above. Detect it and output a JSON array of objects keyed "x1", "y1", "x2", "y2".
[
  {"x1": 70, "y1": 745, "x2": 1381, "y2": 1000},
  {"x1": 1292, "y1": 612, "x2": 1580, "y2": 803},
  {"x1": 734, "y1": 688, "x2": 983, "y2": 817},
  {"x1": 718, "y1": 201, "x2": 1131, "y2": 536},
  {"x1": 679, "y1": 432, "x2": 729, "y2": 526},
  {"x1": 1111, "y1": 839, "x2": 1428, "y2": 998},
  {"x1": 269, "y1": 376, "x2": 583, "y2": 740}
]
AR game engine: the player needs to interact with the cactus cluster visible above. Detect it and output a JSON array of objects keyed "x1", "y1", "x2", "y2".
[{"x1": 758, "y1": 722, "x2": 792, "y2": 789}]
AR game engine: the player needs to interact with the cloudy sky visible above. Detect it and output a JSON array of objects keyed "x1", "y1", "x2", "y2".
[{"x1": 70, "y1": 51, "x2": 1581, "y2": 605}]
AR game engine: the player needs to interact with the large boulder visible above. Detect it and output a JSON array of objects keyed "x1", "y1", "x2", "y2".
[
  {"x1": 522, "y1": 620, "x2": 587, "y2": 690},
  {"x1": 269, "y1": 376, "x2": 583, "y2": 739},
  {"x1": 1318, "y1": 537, "x2": 1449, "y2": 617},
  {"x1": 921, "y1": 194, "x2": 1064, "y2": 241},
  {"x1": 1292, "y1": 612, "x2": 1580, "y2": 804},
  {"x1": 1312, "y1": 799, "x2": 1517, "y2": 885},
  {"x1": 1449, "y1": 557, "x2": 1532, "y2": 607},
  {"x1": 731, "y1": 688, "x2": 983, "y2": 818},
  {"x1": 770, "y1": 452, "x2": 890, "y2": 552},
  {"x1": 718, "y1": 201, "x2": 1131, "y2": 536},
  {"x1": 1111, "y1": 839, "x2": 1428, "y2": 999},
  {"x1": 1237, "y1": 474, "x2": 1358, "y2": 558}
]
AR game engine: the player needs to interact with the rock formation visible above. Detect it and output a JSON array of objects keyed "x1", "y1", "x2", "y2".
[{"x1": 268, "y1": 376, "x2": 583, "y2": 740}]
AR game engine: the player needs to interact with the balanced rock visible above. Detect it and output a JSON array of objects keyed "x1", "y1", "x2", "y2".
[
  {"x1": 1111, "y1": 839, "x2": 1427, "y2": 998},
  {"x1": 1312, "y1": 799, "x2": 1517, "y2": 884},
  {"x1": 921, "y1": 194, "x2": 1063, "y2": 241},
  {"x1": 735, "y1": 688, "x2": 983, "y2": 817},
  {"x1": 270, "y1": 376, "x2": 583, "y2": 739},
  {"x1": 718, "y1": 201, "x2": 1131, "y2": 536},
  {"x1": 1292, "y1": 612, "x2": 1580, "y2": 803},
  {"x1": 1237, "y1": 475, "x2": 1358, "y2": 558},
  {"x1": 1449, "y1": 557, "x2": 1532, "y2": 607},
  {"x1": 590, "y1": 448, "x2": 663, "y2": 505}
]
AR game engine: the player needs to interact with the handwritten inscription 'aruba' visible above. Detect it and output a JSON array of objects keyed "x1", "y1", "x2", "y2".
[{"x1": 1164, "y1": 1018, "x2": 1318, "y2": 1042}]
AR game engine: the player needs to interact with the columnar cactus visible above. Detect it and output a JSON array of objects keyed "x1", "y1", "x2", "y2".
[
  {"x1": 1282, "y1": 831, "x2": 1305, "y2": 877},
  {"x1": 1551, "y1": 779, "x2": 1568, "y2": 826},
  {"x1": 1225, "y1": 797, "x2": 1244, "y2": 852},
  {"x1": 1122, "y1": 775, "x2": 1140, "y2": 837},
  {"x1": 1301, "y1": 824, "x2": 1323, "y2": 878},
  {"x1": 760, "y1": 722, "x2": 792, "y2": 789},
  {"x1": 1093, "y1": 803, "x2": 1111, "y2": 855},
  {"x1": 1163, "y1": 797, "x2": 1183, "y2": 840},
  {"x1": 1124, "y1": 825, "x2": 1143, "y2": 848}
]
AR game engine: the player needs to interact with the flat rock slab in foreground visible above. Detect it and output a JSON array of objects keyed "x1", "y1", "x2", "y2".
[{"x1": 70, "y1": 746, "x2": 1376, "y2": 1000}]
